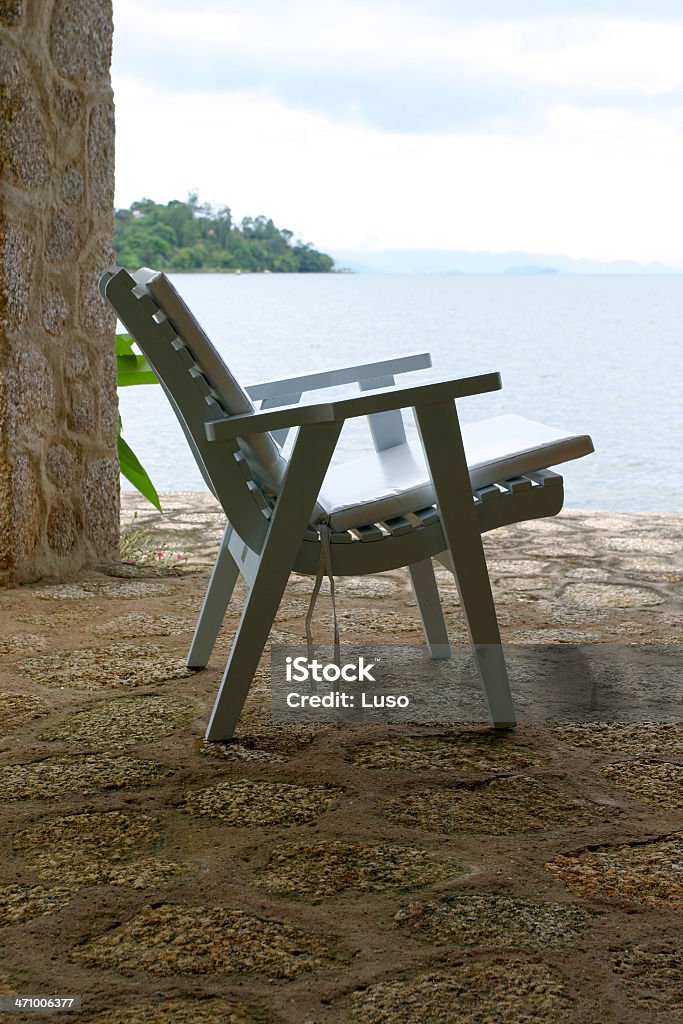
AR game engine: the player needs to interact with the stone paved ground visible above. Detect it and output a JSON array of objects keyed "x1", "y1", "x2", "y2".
[{"x1": 0, "y1": 494, "x2": 681, "y2": 1023}]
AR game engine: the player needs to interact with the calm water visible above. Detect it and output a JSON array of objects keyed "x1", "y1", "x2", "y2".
[{"x1": 118, "y1": 273, "x2": 682, "y2": 513}]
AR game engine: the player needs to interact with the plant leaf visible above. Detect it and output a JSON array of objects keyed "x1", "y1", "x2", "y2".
[
  {"x1": 118, "y1": 434, "x2": 163, "y2": 512},
  {"x1": 116, "y1": 333, "x2": 158, "y2": 385},
  {"x1": 117, "y1": 353, "x2": 158, "y2": 386},
  {"x1": 115, "y1": 333, "x2": 136, "y2": 356}
]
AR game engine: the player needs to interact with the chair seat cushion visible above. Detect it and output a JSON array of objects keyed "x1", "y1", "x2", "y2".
[{"x1": 316, "y1": 414, "x2": 594, "y2": 531}]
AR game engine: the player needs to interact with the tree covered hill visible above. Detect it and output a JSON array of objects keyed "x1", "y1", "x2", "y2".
[{"x1": 114, "y1": 195, "x2": 335, "y2": 273}]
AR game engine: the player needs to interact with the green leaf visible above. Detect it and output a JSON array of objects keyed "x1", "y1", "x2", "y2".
[
  {"x1": 117, "y1": 353, "x2": 158, "y2": 387},
  {"x1": 118, "y1": 434, "x2": 163, "y2": 512},
  {"x1": 115, "y1": 333, "x2": 136, "y2": 356},
  {"x1": 116, "y1": 333, "x2": 158, "y2": 386}
]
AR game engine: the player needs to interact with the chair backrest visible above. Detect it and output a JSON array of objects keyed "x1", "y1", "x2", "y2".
[{"x1": 101, "y1": 265, "x2": 286, "y2": 552}]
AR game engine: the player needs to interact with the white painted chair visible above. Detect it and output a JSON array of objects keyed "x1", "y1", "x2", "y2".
[{"x1": 100, "y1": 267, "x2": 594, "y2": 740}]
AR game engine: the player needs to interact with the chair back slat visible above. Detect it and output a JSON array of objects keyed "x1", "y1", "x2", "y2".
[
  {"x1": 102, "y1": 267, "x2": 273, "y2": 552},
  {"x1": 140, "y1": 267, "x2": 288, "y2": 498}
]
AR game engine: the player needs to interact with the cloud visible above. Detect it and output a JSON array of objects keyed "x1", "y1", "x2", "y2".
[
  {"x1": 111, "y1": 0, "x2": 683, "y2": 261},
  {"x1": 112, "y1": 76, "x2": 683, "y2": 262},
  {"x1": 113, "y1": 2, "x2": 683, "y2": 132}
]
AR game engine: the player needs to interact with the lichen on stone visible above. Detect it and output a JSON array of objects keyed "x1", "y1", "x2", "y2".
[
  {"x1": 182, "y1": 779, "x2": 342, "y2": 827},
  {"x1": 22, "y1": 642, "x2": 192, "y2": 690},
  {"x1": 49, "y1": 0, "x2": 113, "y2": 82},
  {"x1": 611, "y1": 945, "x2": 683, "y2": 1020},
  {"x1": 41, "y1": 694, "x2": 196, "y2": 747},
  {"x1": 257, "y1": 841, "x2": 463, "y2": 901},
  {"x1": 350, "y1": 731, "x2": 539, "y2": 773},
  {"x1": 42, "y1": 282, "x2": 69, "y2": 334},
  {"x1": 73, "y1": 904, "x2": 335, "y2": 978},
  {"x1": 383, "y1": 775, "x2": 600, "y2": 835},
  {"x1": 546, "y1": 833, "x2": 683, "y2": 908},
  {"x1": 0, "y1": 753, "x2": 171, "y2": 800},
  {"x1": 349, "y1": 962, "x2": 575, "y2": 1023},
  {"x1": 0, "y1": 45, "x2": 50, "y2": 189},
  {"x1": 0, "y1": 223, "x2": 35, "y2": 329},
  {"x1": 394, "y1": 893, "x2": 597, "y2": 948},
  {"x1": 86, "y1": 998, "x2": 274, "y2": 1024},
  {"x1": 0, "y1": 884, "x2": 75, "y2": 927}
]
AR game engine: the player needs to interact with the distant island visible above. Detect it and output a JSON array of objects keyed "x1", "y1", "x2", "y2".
[
  {"x1": 329, "y1": 248, "x2": 680, "y2": 275},
  {"x1": 114, "y1": 195, "x2": 335, "y2": 273}
]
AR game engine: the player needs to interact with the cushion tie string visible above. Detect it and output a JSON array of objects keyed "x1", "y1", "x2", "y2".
[{"x1": 305, "y1": 521, "x2": 340, "y2": 663}]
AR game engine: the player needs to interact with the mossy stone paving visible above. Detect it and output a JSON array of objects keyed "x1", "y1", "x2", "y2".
[
  {"x1": 394, "y1": 893, "x2": 596, "y2": 948},
  {"x1": 0, "y1": 634, "x2": 47, "y2": 655},
  {"x1": 0, "y1": 754, "x2": 170, "y2": 800},
  {"x1": 0, "y1": 693, "x2": 49, "y2": 736},
  {"x1": 547, "y1": 721, "x2": 683, "y2": 754},
  {"x1": 383, "y1": 776, "x2": 600, "y2": 835},
  {"x1": 256, "y1": 841, "x2": 464, "y2": 901},
  {"x1": 182, "y1": 780, "x2": 342, "y2": 826},
  {"x1": 93, "y1": 612, "x2": 193, "y2": 637},
  {"x1": 41, "y1": 695, "x2": 196, "y2": 748},
  {"x1": 337, "y1": 610, "x2": 421, "y2": 634},
  {"x1": 601, "y1": 759, "x2": 683, "y2": 809},
  {"x1": 27, "y1": 855, "x2": 189, "y2": 890},
  {"x1": 563, "y1": 582, "x2": 664, "y2": 608},
  {"x1": 215, "y1": 629, "x2": 301, "y2": 653},
  {"x1": 350, "y1": 731, "x2": 539, "y2": 773},
  {"x1": 546, "y1": 833, "x2": 683, "y2": 908},
  {"x1": 74, "y1": 904, "x2": 335, "y2": 978},
  {"x1": 12, "y1": 809, "x2": 189, "y2": 888},
  {"x1": 336, "y1": 575, "x2": 407, "y2": 598},
  {"x1": 233, "y1": 715, "x2": 325, "y2": 753},
  {"x1": 199, "y1": 740, "x2": 287, "y2": 766},
  {"x1": 0, "y1": 885, "x2": 75, "y2": 927},
  {"x1": 611, "y1": 946, "x2": 683, "y2": 1020},
  {"x1": 14, "y1": 809, "x2": 162, "y2": 856},
  {"x1": 87, "y1": 997, "x2": 276, "y2": 1024},
  {"x1": 349, "y1": 962, "x2": 575, "y2": 1023},
  {"x1": 33, "y1": 581, "x2": 176, "y2": 600},
  {"x1": 22, "y1": 643, "x2": 192, "y2": 690}
]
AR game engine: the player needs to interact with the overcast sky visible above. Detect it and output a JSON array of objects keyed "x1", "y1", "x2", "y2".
[{"x1": 112, "y1": 1, "x2": 683, "y2": 263}]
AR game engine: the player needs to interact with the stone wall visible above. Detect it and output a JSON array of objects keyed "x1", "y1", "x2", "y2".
[{"x1": 0, "y1": 0, "x2": 118, "y2": 584}]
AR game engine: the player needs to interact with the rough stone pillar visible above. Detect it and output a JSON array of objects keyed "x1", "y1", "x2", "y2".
[{"x1": 0, "y1": 0, "x2": 118, "y2": 584}]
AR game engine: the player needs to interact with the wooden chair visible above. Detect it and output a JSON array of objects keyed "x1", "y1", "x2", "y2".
[{"x1": 100, "y1": 267, "x2": 594, "y2": 740}]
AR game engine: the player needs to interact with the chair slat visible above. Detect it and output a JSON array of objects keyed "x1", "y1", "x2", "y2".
[
  {"x1": 151, "y1": 314, "x2": 179, "y2": 343},
  {"x1": 528, "y1": 468, "x2": 563, "y2": 487},
  {"x1": 331, "y1": 530, "x2": 354, "y2": 544},
  {"x1": 233, "y1": 452, "x2": 254, "y2": 482},
  {"x1": 247, "y1": 480, "x2": 269, "y2": 510},
  {"x1": 500, "y1": 476, "x2": 533, "y2": 492},
  {"x1": 355, "y1": 524, "x2": 384, "y2": 542},
  {"x1": 414, "y1": 506, "x2": 440, "y2": 526},
  {"x1": 189, "y1": 367, "x2": 212, "y2": 398},
  {"x1": 383, "y1": 515, "x2": 414, "y2": 536},
  {"x1": 172, "y1": 340, "x2": 197, "y2": 369},
  {"x1": 475, "y1": 484, "x2": 501, "y2": 503}
]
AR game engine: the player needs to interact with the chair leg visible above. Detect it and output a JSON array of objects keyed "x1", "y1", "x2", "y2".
[
  {"x1": 205, "y1": 420, "x2": 343, "y2": 742},
  {"x1": 408, "y1": 558, "x2": 451, "y2": 659},
  {"x1": 415, "y1": 401, "x2": 516, "y2": 728},
  {"x1": 187, "y1": 523, "x2": 239, "y2": 669}
]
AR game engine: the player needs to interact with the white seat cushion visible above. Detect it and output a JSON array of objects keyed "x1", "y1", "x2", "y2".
[{"x1": 316, "y1": 414, "x2": 594, "y2": 531}]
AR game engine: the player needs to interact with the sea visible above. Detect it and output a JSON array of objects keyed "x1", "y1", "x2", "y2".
[{"x1": 117, "y1": 273, "x2": 683, "y2": 514}]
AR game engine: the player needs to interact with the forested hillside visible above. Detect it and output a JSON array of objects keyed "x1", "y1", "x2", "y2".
[{"x1": 114, "y1": 196, "x2": 334, "y2": 273}]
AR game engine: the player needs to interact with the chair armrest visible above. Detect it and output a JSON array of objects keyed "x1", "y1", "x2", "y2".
[
  {"x1": 206, "y1": 371, "x2": 501, "y2": 441},
  {"x1": 245, "y1": 352, "x2": 432, "y2": 401}
]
